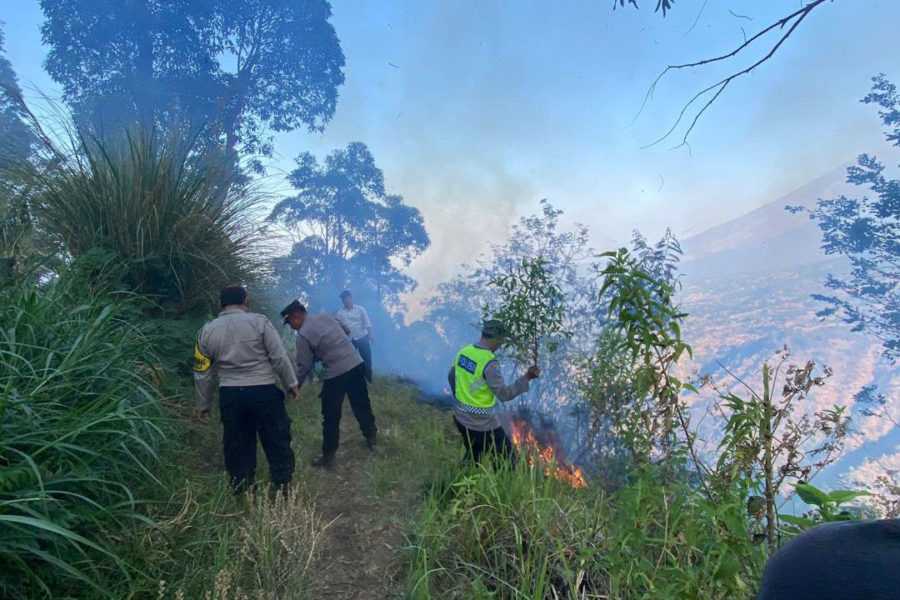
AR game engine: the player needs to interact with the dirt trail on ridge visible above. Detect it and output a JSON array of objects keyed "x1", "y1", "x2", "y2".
[{"x1": 304, "y1": 419, "x2": 408, "y2": 600}]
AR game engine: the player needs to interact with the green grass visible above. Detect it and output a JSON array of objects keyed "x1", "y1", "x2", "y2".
[
  {"x1": 0, "y1": 275, "x2": 769, "y2": 600},
  {"x1": 405, "y1": 460, "x2": 606, "y2": 600},
  {"x1": 404, "y1": 458, "x2": 767, "y2": 600},
  {"x1": 0, "y1": 276, "x2": 166, "y2": 599},
  {"x1": 365, "y1": 379, "x2": 460, "y2": 500},
  {"x1": 96, "y1": 376, "x2": 458, "y2": 599},
  {"x1": 27, "y1": 130, "x2": 266, "y2": 312}
]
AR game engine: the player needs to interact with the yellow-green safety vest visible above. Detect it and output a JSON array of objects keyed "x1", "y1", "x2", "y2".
[{"x1": 453, "y1": 344, "x2": 496, "y2": 414}]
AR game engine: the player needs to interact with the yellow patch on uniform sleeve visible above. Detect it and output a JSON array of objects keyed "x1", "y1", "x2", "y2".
[{"x1": 193, "y1": 343, "x2": 212, "y2": 373}]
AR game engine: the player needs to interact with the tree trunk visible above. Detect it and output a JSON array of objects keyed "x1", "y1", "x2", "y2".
[{"x1": 762, "y1": 363, "x2": 778, "y2": 555}]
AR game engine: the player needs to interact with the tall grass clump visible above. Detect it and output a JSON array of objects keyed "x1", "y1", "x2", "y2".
[
  {"x1": 407, "y1": 460, "x2": 606, "y2": 599},
  {"x1": 406, "y1": 459, "x2": 765, "y2": 600},
  {"x1": 27, "y1": 127, "x2": 266, "y2": 311},
  {"x1": 0, "y1": 274, "x2": 166, "y2": 599},
  {"x1": 232, "y1": 487, "x2": 329, "y2": 599},
  {"x1": 144, "y1": 483, "x2": 329, "y2": 600}
]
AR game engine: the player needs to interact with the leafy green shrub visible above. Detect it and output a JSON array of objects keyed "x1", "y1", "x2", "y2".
[
  {"x1": 780, "y1": 483, "x2": 869, "y2": 533},
  {"x1": 602, "y1": 466, "x2": 764, "y2": 600},
  {"x1": 0, "y1": 275, "x2": 166, "y2": 598},
  {"x1": 486, "y1": 255, "x2": 569, "y2": 365},
  {"x1": 709, "y1": 353, "x2": 849, "y2": 552},
  {"x1": 594, "y1": 246, "x2": 696, "y2": 470},
  {"x1": 28, "y1": 130, "x2": 265, "y2": 312}
]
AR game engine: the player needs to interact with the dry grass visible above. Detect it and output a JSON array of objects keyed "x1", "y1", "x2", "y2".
[
  {"x1": 235, "y1": 487, "x2": 331, "y2": 599},
  {"x1": 151, "y1": 483, "x2": 330, "y2": 600}
]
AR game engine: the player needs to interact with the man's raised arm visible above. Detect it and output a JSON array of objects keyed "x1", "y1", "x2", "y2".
[{"x1": 483, "y1": 361, "x2": 536, "y2": 403}]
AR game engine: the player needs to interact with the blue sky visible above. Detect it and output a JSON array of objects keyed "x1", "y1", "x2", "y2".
[{"x1": 3, "y1": 0, "x2": 900, "y2": 300}]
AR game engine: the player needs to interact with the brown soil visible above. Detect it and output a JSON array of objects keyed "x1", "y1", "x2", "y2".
[{"x1": 303, "y1": 417, "x2": 407, "y2": 600}]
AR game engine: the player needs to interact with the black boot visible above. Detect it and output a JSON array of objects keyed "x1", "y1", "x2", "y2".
[
  {"x1": 311, "y1": 454, "x2": 336, "y2": 470},
  {"x1": 366, "y1": 434, "x2": 377, "y2": 453}
]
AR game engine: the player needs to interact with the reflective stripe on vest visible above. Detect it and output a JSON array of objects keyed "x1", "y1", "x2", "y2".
[{"x1": 454, "y1": 344, "x2": 496, "y2": 412}]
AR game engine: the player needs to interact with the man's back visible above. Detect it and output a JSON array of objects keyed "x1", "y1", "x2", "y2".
[
  {"x1": 193, "y1": 288, "x2": 298, "y2": 493},
  {"x1": 197, "y1": 306, "x2": 293, "y2": 388},
  {"x1": 296, "y1": 313, "x2": 362, "y2": 380},
  {"x1": 335, "y1": 304, "x2": 370, "y2": 340}
]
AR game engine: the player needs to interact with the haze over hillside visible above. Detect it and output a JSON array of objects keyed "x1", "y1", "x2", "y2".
[
  {"x1": 678, "y1": 166, "x2": 899, "y2": 489},
  {"x1": 681, "y1": 166, "x2": 855, "y2": 278}
]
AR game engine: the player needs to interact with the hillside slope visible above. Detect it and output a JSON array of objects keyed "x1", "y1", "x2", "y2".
[
  {"x1": 681, "y1": 166, "x2": 854, "y2": 277},
  {"x1": 677, "y1": 167, "x2": 899, "y2": 486}
]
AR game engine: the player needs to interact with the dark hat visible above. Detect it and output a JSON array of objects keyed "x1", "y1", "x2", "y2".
[
  {"x1": 220, "y1": 285, "x2": 247, "y2": 308},
  {"x1": 280, "y1": 299, "x2": 307, "y2": 323},
  {"x1": 481, "y1": 319, "x2": 508, "y2": 339},
  {"x1": 339, "y1": 289, "x2": 352, "y2": 299}
]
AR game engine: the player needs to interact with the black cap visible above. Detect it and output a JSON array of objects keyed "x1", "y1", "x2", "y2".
[
  {"x1": 339, "y1": 289, "x2": 352, "y2": 299},
  {"x1": 280, "y1": 299, "x2": 306, "y2": 323},
  {"x1": 220, "y1": 285, "x2": 247, "y2": 308},
  {"x1": 481, "y1": 319, "x2": 508, "y2": 339}
]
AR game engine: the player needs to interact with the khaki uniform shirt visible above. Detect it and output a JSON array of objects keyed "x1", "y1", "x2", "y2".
[
  {"x1": 295, "y1": 313, "x2": 363, "y2": 383},
  {"x1": 193, "y1": 307, "x2": 298, "y2": 410},
  {"x1": 335, "y1": 304, "x2": 372, "y2": 341}
]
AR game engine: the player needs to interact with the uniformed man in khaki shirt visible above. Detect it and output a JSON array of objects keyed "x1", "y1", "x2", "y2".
[
  {"x1": 193, "y1": 286, "x2": 299, "y2": 493},
  {"x1": 281, "y1": 299, "x2": 377, "y2": 469}
]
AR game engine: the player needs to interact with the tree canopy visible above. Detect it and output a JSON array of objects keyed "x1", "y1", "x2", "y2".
[
  {"x1": 792, "y1": 75, "x2": 900, "y2": 361},
  {"x1": 616, "y1": 0, "x2": 675, "y2": 16},
  {"x1": 0, "y1": 27, "x2": 34, "y2": 170},
  {"x1": 39, "y1": 0, "x2": 345, "y2": 160},
  {"x1": 268, "y1": 142, "x2": 429, "y2": 309}
]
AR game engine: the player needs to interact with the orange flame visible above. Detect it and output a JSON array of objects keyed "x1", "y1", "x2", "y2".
[{"x1": 509, "y1": 419, "x2": 587, "y2": 489}]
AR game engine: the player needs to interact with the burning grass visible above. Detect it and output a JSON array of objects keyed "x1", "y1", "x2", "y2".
[{"x1": 509, "y1": 418, "x2": 588, "y2": 489}]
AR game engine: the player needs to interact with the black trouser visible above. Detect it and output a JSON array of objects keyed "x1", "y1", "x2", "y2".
[
  {"x1": 454, "y1": 418, "x2": 515, "y2": 464},
  {"x1": 320, "y1": 364, "x2": 377, "y2": 457},
  {"x1": 219, "y1": 384, "x2": 294, "y2": 493},
  {"x1": 352, "y1": 336, "x2": 373, "y2": 382}
]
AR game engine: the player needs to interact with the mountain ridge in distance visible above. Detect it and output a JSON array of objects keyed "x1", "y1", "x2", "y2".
[{"x1": 681, "y1": 165, "x2": 854, "y2": 279}]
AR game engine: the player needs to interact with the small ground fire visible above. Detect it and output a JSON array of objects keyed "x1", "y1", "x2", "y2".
[{"x1": 509, "y1": 419, "x2": 588, "y2": 489}]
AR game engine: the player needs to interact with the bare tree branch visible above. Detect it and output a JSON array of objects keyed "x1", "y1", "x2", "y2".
[
  {"x1": 637, "y1": 0, "x2": 832, "y2": 146},
  {"x1": 659, "y1": 0, "x2": 828, "y2": 76},
  {"x1": 684, "y1": 0, "x2": 710, "y2": 36},
  {"x1": 729, "y1": 9, "x2": 753, "y2": 22}
]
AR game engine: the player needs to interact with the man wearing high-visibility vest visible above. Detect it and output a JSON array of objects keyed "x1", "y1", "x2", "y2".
[{"x1": 447, "y1": 319, "x2": 540, "y2": 462}]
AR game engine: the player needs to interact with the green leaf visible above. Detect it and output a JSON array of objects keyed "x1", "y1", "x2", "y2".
[
  {"x1": 715, "y1": 553, "x2": 741, "y2": 582},
  {"x1": 779, "y1": 514, "x2": 816, "y2": 529},
  {"x1": 826, "y1": 490, "x2": 870, "y2": 505},
  {"x1": 831, "y1": 512, "x2": 857, "y2": 522},
  {"x1": 794, "y1": 483, "x2": 830, "y2": 507}
]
